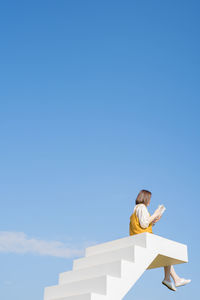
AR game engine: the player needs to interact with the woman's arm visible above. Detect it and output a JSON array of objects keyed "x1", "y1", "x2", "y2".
[
  {"x1": 152, "y1": 215, "x2": 162, "y2": 224},
  {"x1": 136, "y1": 205, "x2": 161, "y2": 228},
  {"x1": 149, "y1": 208, "x2": 162, "y2": 224}
]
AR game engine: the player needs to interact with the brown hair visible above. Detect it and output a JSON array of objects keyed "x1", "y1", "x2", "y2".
[{"x1": 135, "y1": 189, "x2": 152, "y2": 206}]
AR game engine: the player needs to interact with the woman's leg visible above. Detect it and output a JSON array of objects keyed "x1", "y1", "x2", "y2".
[
  {"x1": 162, "y1": 266, "x2": 191, "y2": 291},
  {"x1": 163, "y1": 266, "x2": 176, "y2": 291},
  {"x1": 164, "y1": 265, "x2": 191, "y2": 286},
  {"x1": 164, "y1": 266, "x2": 172, "y2": 281},
  {"x1": 164, "y1": 265, "x2": 181, "y2": 283},
  {"x1": 169, "y1": 266, "x2": 181, "y2": 285}
]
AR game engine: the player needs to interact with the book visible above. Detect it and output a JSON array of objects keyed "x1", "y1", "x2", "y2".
[{"x1": 158, "y1": 204, "x2": 166, "y2": 216}]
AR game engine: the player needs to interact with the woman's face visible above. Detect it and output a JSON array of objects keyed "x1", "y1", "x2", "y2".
[{"x1": 147, "y1": 198, "x2": 151, "y2": 206}]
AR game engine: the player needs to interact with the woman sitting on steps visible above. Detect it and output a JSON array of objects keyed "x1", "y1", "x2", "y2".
[{"x1": 129, "y1": 189, "x2": 191, "y2": 291}]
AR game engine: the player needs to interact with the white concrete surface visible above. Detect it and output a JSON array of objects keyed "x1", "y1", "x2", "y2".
[{"x1": 44, "y1": 233, "x2": 188, "y2": 300}]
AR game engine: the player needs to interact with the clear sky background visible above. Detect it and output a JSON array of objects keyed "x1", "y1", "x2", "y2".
[{"x1": 0, "y1": 1, "x2": 199, "y2": 300}]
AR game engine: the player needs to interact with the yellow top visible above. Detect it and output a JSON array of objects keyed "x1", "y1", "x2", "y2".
[{"x1": 129, "y1": 206, "x2": 153, "y2": 235}]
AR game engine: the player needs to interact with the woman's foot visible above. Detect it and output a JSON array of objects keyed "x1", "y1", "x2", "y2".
[
  {"x1": 162, "y1": 279, "x2": 176, "y2": 291},
  {"x1": 175, "y1": 278, "x2": 191, "y2": 287}
]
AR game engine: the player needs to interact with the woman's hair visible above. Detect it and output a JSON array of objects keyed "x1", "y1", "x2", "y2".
[{"x1": 135, "y1": 189, "x2": 152, "y2": 206}]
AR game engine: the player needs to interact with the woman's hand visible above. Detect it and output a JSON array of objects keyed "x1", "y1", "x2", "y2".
[
  {"x1": 149, "y1": 208, "x2": 162, "y2": 224},
  {"x1": 152, "y1": 215, "x2": 162, "y2": 224}
]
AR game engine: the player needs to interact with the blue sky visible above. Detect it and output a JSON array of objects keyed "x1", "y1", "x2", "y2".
[{"x1": 0, "y1": 1, "x2": 199, "y2": 299}]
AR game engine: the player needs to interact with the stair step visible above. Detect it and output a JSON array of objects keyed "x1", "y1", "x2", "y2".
[
  {"x1": 59, "y1": 260, "x2": 122, "y2": 284},
  {"x1": 51, "y1": 292, "x2": 107, "y2": 300},
  {"x1": 85, "y1": 233, "x2": 147, "y2": 257},
  {"x1": 73, "y1": 245, "x2": 136, "y2": 270},
  {"x1": 44, "y1": 275, "x2": 120, "y2": 300}
]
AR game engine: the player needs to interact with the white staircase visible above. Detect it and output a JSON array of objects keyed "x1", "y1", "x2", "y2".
[{"x1": 44, "y1": 233, "x2": 188, "y2": 300}]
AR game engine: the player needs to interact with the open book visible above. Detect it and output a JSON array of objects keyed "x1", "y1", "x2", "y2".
[{"x1": 158, "y1": 204, "x2": 166, "y2": 216}]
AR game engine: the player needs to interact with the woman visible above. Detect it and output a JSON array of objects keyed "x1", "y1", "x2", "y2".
[{"x1": 129, "y1": 189, "x2": 191, "y2": 291}]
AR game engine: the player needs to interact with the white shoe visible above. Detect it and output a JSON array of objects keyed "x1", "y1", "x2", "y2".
[
  {"x1": 175, "y1": 278, "x2": 191, "y2": 287},
  {"x1": 162, "y1": 280, "x2": 176, "y2": 291}
]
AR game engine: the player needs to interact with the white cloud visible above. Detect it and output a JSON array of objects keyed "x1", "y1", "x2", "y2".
[{"x1": 0, "y1": 231, "x2": 84, "y2": 258}]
